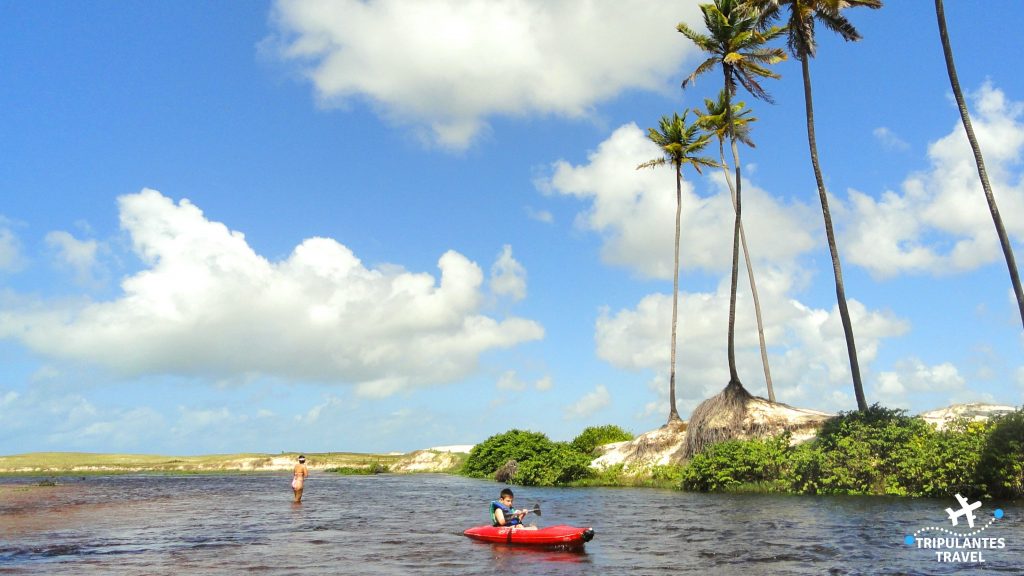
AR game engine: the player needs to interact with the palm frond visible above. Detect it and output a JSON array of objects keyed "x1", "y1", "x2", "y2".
[
  {"x1": 640, "y1": 112, "x2": 714, "y2": 174},
  {"x1": 743, "y1": 46, "x2": 788, "y2": 66},
  {"x1": 680, "y1": 0, "x2": 785, "y2": 102},
  {"x1": 683, "y1": 57, "x2": 721, "y2": 89},
  {"x1": 815, "y1": 11, "x2": 861, "y2": 42},
  {"x1": 758, "y1": 0, "x2": 883, "y2": 59},
  {"x1": 736, "y1": 70, "x2": 775, "y2": 104},
  {"x1": 636, "y1": 158, "x2": 666, "y2": 170},
  {"x1": 676, "y1": 22, "x2": 712, "y2": 48}
]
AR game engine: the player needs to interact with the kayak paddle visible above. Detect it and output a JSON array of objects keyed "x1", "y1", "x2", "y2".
[{"x1": 515, "y1": 504, "x2": 542, "y2": 517}]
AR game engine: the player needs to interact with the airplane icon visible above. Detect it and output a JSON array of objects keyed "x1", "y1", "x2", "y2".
[{"x1": 945, "y1": 493, "x2": 982, "y2": 528}]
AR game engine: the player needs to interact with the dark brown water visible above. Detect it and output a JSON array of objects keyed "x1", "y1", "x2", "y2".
[{"x1": 1, "y1": 474, "x2": 1020, "y2": 575}]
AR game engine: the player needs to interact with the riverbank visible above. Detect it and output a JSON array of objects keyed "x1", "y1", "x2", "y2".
[
  {"x1": 5, "y1": 403, "x2": 1020, "y2": 500},
  {"x1": 0, "y1": 450, "x2": 462, "y2": 476}
]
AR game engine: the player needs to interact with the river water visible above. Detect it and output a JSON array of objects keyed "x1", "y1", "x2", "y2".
[{"x1": 0, "y1": 474, "x2": 1019, "y2": 575}]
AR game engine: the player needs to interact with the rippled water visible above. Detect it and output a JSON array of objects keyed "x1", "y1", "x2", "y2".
[{"x1": 1, "y1": 474, "x2": 1019, "y2": 575}]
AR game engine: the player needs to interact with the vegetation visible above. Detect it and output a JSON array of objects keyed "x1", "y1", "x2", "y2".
[
  {"x1": 682, "y1": 406, "x2": 1024, "y2": 499},
  {"x1": 462, "y1": 425, "x2": 633, "y2": 487},
  {"x1": 682, "y1": 433, "x2": 791, "y2": 492},
  {"x1": 7, "y1": 410, "x2": 1022, "y2": 499},
  {"x1": 571, "y1": 425, "x2": 634, "y2": 455},
  {"x1": 325, "y1": 461, "x2": 390, "y2": 475},
  {"x1": 977, "y1": 410, "x2": 1024, "y2": 499},
  {"x1": 462, "y1": 407, "x2": 1023, "y2": 500}
]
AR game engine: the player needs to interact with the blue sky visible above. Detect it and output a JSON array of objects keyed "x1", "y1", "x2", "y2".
[{"x1": 1, "y1": 1, "x2": 1022, "y2": 455}]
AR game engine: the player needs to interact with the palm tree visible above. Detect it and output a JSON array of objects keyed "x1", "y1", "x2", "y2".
[
  {"x1": 678, "y1": 0, "x2": 785, "y2": 391},
  {"x1": 934, "y1": 0, "x2": 1024, "y2": 329},
  {"x1": 749, "y1": 0, "x2": 882, "y2": 411},
  {"x1": 637, "y1": 112, "x2": 717, "y2": 424},
  {"x1": 695, "y1": 90, "x2": 776, "y2": 402}
]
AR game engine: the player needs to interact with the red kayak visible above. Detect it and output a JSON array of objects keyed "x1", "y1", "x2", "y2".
[{"x1": 463, "y1": 525, "x2": 595, "y2": 547}]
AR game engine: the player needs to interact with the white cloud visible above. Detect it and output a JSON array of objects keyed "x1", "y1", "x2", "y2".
[
  {"x1": 874, "y1": 358, "x2": 966, "y2": 407},
  {"x1": 542, "y1": 123, "x2": 818, "y2": 279},
  {"x1": 843, "y1": 82, "x2": 1024, "y2": 278},
  {"x1": 544, "y1": 123, "x2": 920, "y2": 415},
  {"x1": 0, "y1": 382, "x2": 167, "y2": 451},
  {"x1": 299, "y1": 394, "x2": 345, "y2": 423},
  {"x1": 596, "y1": 283, "x2": 909, "y2": 415},
  {"x1": 489, "y1": 244, "x2": 527, "y2": 301},
  {"x1": 497, "y1": 370, "x2": 526, "y2": 391},
  {"x1": 0, "y1": 390, "x2": 18, "y2": 408},
  {"x1": 525, "y1": 207, "x2": 554, "y2": 224},
  {"x1": 497, "y1": 370, "x2": 552, "y2": 392},
  {"x1": 0, "y1": 189, "x2": 543, "y2": 397},
  {"x1": 873, "y1": 126, "x2": 909, "y2": 151},
  {"x1": 171, "y1": 407, "x2": 234, "y2": 434},
  {"x1": 0, "y1": 222, "x2": 24, "y2": 272},
  {"x1": 564, "y1": 384, "x2": 610, "y2": 419},
  {"x1": 45, "y1": 230, "x2": 103, "y2": 286},
  {"x1": 54, "y1": 406, "x2": 166, "y2": 450},
  {"x1": 267, "y1": 0, "x2": 703, "y2": 149}
]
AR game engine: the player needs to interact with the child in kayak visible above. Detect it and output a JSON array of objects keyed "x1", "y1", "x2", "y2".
[{"x1": 491, "y1": 488, "x2": 537, "y2": 530}]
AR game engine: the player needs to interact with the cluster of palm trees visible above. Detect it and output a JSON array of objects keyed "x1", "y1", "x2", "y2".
[{"x1": 643, "y1": 0, "x2": 1023, "y2": 429}]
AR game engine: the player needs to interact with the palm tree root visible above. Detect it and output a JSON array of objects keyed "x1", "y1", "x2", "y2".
[{"x1": 683, "y1": 379, "x2": 772, "y2": 458}]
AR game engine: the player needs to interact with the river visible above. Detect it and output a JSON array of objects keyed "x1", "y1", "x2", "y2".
[{"x1": 0, "y1": 474, "x2": 1019, "y2": 575}]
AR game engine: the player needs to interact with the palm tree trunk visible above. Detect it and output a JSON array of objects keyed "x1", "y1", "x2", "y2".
[
  {"x1": 801, "y1": 56, "x2": 867, "y2": 411},
  {"x1": 726, "y1": 117, "x2": 742, "y2": 386},
  {"x1": 721, "y1": 68, "x2": 745, "y2": 390},
  {"x1": 668, "y1": 163, "x2": 683, "y2": 423},
  {"x1": 719, "y1": 139, "x2": 775, "y2": 401},
  {"x1": 935, "y1": 0, "x2": 1024, "y2": 330}
]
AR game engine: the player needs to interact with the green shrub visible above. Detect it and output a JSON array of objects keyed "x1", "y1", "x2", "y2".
[
  {"x1": 896, "y1": 418, "x2": 990, "y2": 498},
  {"x1": 978, "y1": 408, "x2": 1024, "y2": 499},
  {"x1": 461, "y1": 429, "x2": 556, "y2": 479},
  {"x1": 649, "y1": 464, "x2": 687, "y2": 485},
  {"x1": 462, "y1": 428, "x2": 599, "y2": 486},
  {"x1": 515, "y1": 443, "x2": 594, "y2": 486},
  {"x1": 681, "y1": 434, "x2": 791, "y2": 492},
  {"x1": 797, "y1": 404, "x2": 930, "y2": 495},
  {"x1": 327, "y1": 463, "x2": 389, "y2": 475},
  {"x1": 462, "y1": 429, "x2": 592, "y2": 485},
  {"x1": 571, "y1": 425, "x2": 633, "y2": 455},
  {"x1": 587, "y1": 463, "x2": 627, "y2": 485},
  {"x1": 672, "y1": 405, "x2": 1022, "y2": 498}
]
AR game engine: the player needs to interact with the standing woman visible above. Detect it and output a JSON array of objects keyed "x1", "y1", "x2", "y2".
[{"x1": 292, "y1": 455, "x2": 309, "y2": 503}]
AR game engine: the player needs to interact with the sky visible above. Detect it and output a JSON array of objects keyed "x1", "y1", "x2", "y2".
[{"x1": 1, "y1": 1, "x2": 1022, "y2": 456}]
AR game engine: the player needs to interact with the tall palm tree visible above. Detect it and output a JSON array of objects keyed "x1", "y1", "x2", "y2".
[
  {"x1": 749, "y1": 0, "x2": 882, "y2": 411},
  {"x1": 934, "y1": 0, "x2": 1024, "y2": 330},
  {"x1": 637, "y1": 112, "x2": 717, "y2": 423},
  {"x1": 695, "y1": 91, "x2": 776, "y2": 402},
  {"x1": 678, "y1": 0, "x2": 785, "y2": 390}
]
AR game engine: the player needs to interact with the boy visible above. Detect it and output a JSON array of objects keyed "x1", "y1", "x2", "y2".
[{"x1": 490, "y1": 488, "x2": 537, "y2": 530}]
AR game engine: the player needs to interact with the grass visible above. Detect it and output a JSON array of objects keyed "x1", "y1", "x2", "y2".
[{"x1": 0, "y1": 451, "x2": 406, "y2": 475}]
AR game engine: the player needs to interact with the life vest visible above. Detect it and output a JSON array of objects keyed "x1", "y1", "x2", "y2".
[{"x1": 490, "y1": 500, "x2": 521, "y2": 527}]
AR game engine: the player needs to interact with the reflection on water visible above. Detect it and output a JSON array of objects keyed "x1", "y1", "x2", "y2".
[{"x1": 0, "y1": 474, "x2": 1020, "y2": 575}]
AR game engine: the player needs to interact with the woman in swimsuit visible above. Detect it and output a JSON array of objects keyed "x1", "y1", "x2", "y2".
[{"x1": 292, "y1": 455, "x2": 309, "y2": 503}]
